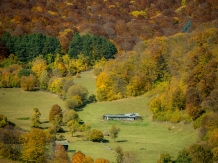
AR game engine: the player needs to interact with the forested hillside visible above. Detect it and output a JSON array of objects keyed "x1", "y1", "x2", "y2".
[
  {"x1": 0, "y1": 0, "x2": 218, "y2": 162},
  {"x1": 0, "y1": 0, "x2": 217, "y2": 54}
]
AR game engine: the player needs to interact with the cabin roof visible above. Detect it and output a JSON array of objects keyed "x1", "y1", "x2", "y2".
[
  {"x1": 55, "y1": 140, "x2": 69, "y2": 146},
  {"x1": 103, "y1": 113, "x2": 141, "y2": 118}
]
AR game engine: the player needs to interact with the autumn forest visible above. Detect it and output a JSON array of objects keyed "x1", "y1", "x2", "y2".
[{"x1": 0, "y1": 0, "x2": 218, "y2": 162}]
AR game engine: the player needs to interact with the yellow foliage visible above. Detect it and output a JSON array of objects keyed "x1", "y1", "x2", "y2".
[
  {"x1": 48, "y1": 10, "x2": 59, "y2": 16},
  {"x1": 31, "y1": 58, "x2": 47, "y2": 78},
  {"x1": 131, "y1": 9, "x2": 147, "y2": 18},
  {"x1": 48, "y1": 77, "x2": 63, "y2": 93},
  {"x1": 21, "y1": 128, "x2": 50, "y2": 163}
]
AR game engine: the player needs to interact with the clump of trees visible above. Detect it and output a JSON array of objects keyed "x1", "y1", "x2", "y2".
[
  {"x1": 1, "y1": 33, "x2": 61, "y2": 62},
  {"x1": 72, "y1": 150, "x2": 109, "y2": 163}
]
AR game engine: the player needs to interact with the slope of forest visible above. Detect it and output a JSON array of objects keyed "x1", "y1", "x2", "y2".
[
  {"x1": 0, "y1": 0, "x2": 217, "y2": 54},
  {"x1": 0, "y1": 0, "x2": 218, "y2": 162}
]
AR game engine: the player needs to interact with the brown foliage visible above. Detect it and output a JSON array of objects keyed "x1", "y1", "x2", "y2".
[
  {"x1": 20, "y1": 74, "x2": 36, "y2": 91},
  {"x1": 53, "y1": 144, "x2": 70, "y2": 163},
  {"x1": 186, "y1": 88, "x2": 203, "y2": 120},
  {"x1": 49, "y1": 104, "x2": 63, "y2": 126}
]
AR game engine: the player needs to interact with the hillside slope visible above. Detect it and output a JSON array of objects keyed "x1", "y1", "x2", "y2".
[{"x1": 0, "y1": 0, "x2": 217, "y2": 53}]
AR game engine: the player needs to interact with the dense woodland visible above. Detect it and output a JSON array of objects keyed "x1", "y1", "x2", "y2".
[{"x1": 0, "y1": 0, "x2": 218, "y2": 162}]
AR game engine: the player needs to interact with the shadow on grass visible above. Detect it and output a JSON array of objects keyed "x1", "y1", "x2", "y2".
[
  {"x1": 38, "y1": 126, "x2": 49, "y2": 129},
  {"x1": 41, "y1": 120, "x2": 49, "y2": 123},
  {"x1": 116, "y1": 140, "x2": 128, "y2": 143},
  {"x1": 102, "y1": 139, "x2": 109, "y2": 143},
  {"x1": 68, "y1": 149, "x2": 76, "y2": 153}
]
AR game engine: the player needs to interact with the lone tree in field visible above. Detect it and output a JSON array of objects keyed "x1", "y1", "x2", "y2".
[
  {"x1": 49, "y1": 104, "x2": 63, "y2": 126},
  {"x1": 31, "y1": 108, "x2": 41, "y2": 128},
  {"x1": 109, "y1": 125, "x2": 120, "y2": 142}
]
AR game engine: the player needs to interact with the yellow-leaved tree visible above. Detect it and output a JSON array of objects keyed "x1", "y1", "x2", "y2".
[
  {"x1": 31, "y1": 57, "x2": 47, "y2": 78},
  {"x1": 20, "y1": 128, "x2": 51, "y2": 163}
]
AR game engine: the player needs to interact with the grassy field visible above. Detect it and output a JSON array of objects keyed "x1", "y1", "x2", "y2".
[
  {"x1": 0, "y1": 88, "x2": 66, "y2": 131},
  {"x1": 0, "y1": 70, "x2": 200, "y2": 163},
  {"x1": 73, "y1": 70, "x2": 97, "y2": 95}
]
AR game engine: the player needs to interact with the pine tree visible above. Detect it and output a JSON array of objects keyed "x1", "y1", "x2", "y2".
[{"x1": 68, "y1": 32, "x2": 83, "y2": 58}]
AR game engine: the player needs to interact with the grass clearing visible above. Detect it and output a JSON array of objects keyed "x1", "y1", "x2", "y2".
[
  {"x1": 0, "y1": 71, "x2": 200, "y2": 162},
  {"x1": 0, "y1": 88, "x2": 66, "y2": 131}
]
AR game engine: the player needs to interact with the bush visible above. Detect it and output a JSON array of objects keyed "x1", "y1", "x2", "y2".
[
  {"x1": 20, "y1": 74, "x2": 37, "y2": 91},
  {"x1": 63, "y1": 110, "x2": 80, "y2": 124},
  {"x1": 88, "y1": 129, "x2": 104, "y2": 142},
  {"x1": 18, "y1": 68, "x2": 33, "y2": 78},
  {"x1": 67, "y1": 84, "x2": 89, "y2": 101}
]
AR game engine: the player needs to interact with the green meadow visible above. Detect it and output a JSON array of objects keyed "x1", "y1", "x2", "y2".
[{"x1": 0, "y1": 71, "x2": 199, "y2": 163}]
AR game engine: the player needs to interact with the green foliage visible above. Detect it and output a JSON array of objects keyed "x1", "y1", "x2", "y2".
[
  {"x1": 30, "y1": 108, "x2": 41, "y2": 128},
  {"x1": 0, "y1": 114, "x2": 8, "y2": 128},
  {"x1": 109, "y1": 125, "x2": 120, "y2": 141},
  {"x1": 88, "y1": 129, "x2": 104, "y2": 142},
  {"x1": 18, "y1": 68, "x2": 33, "y2": 78},
  {"x1": 1, "y1": 33, "x2": 61, "y2": 62},
  {"x1": 115, "y1": 146, "x2": 124, "y2": 163},
  {"x1": 66, "y1": 84, "x2": 89, "y2": 105},
  {"x1": 175, "y1": 149, "x2": 192, "y2": 163},
  {"x1": 39, "y1": 70, "x2": 50, "y2": 90},
  {"x1": 157, "y1": 153, "x2": 174, "y2": 163},
  {"x1": 67, "y1": 120, "x2": 80, "y2": 136},
  {"x1": 63, "y1": 110, "x2": 80, "y2": 124},
  {"x1": 68, "y1": 32, "x2": 117, "y2": 61}
]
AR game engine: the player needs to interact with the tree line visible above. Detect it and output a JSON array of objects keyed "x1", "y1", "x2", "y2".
[{"x1": 1, "y1": 32, "x2": 117, "y2": 63}]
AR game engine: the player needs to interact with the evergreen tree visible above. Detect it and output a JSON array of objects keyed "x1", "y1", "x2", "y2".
[
  {"x1": 81, "y1": 34, "x2": 92, "y2": 60},
  {"x1": 68, "y1": 32, "x2": 82, "y2": 58}
]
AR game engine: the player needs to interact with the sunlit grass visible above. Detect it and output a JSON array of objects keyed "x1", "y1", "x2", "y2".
[
  {"x1": 0, "y1": 71, "x2": 199, "y2": 162},
  {"x1": 0, "y1": 88, "x2": 66, "y2": 131}
]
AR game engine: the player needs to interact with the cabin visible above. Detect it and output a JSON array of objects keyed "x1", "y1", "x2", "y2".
[
  {"x1": 55, "y1": 140, "x2": 69, "y2": 151},
  {"x1": 102, "y1": 113, "x2": 142, "y2": 121}
]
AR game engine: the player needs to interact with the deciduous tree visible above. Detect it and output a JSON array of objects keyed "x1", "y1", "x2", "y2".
[
  {"x1": 30, "y1": 108, "x2": 41, "y2": 128},
  {"x1": 20, "y1": 128, "x2": 50, "y2": 163},
  {"x1": 109, "y1": 125, "x2": 120, "y2": 142},
  {"x1": 52, "y1": 144, "x2": 70, "y2": 163},
  {"x1": 49, "y1": 104, "x2": 63, "y2": 126}
]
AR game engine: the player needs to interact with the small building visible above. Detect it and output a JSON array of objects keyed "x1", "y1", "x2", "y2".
[
  {"x1": 102, "y1": 113, "x2": 142, "y2": 121},
  {"x1": 55, "y1": 140, "x2": 69, "y2": 151}
]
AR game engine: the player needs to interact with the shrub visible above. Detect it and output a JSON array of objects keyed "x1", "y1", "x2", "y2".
[
  {"x1": 20, "y1": 74, "x2": 36, "y2": 91},
  {"x1": 67, "y1": 84, "x2": 88, "y2": 101},
  {"x1": 63, "y1": 110, "x2": 80, "y2": 124},
  {"x1": 88, "y1": 129, "x2": 104, "y2": 142}
]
